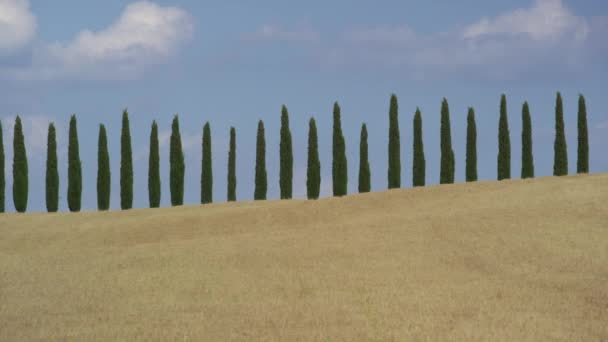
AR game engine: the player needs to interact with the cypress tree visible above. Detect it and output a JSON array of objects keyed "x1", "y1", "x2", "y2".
[
  {"x1": 120, "y1": 109, "x2": 133, "y2": 209},
  {"x1": 306, "y1": 118, "x2": 321, "y2": 199},
  {"x1": 201, "y1": 122, "x2": 213, "y2": 204},
  {"x1": 279, "y1": 105, "x2": 293, "y2": 199},
  {"x1": 577, "y1": 94, "x2": 589, "y2": 174},
  {"x1": 148, "y1": 121, "x2": 160, "y2": 208},
  {"x1": 358, "y1": 123, "x2": 371, "y2": 193},
  {"x1": 97, "y1": 124, "x2": 111, "y2": 210},
  {"x1": 0, "y1": 121, "x2": 5, "y2": 213},
  {"x1": 553, "y1": 92, "x2": 568, "y2": 176},
  {"x1": 388, "y1": 94, "x2": 401, "y2": 189},
  {"x1": 332, "y1": 102, "x2": 348, "y2": 196},
  {"x1": 254, "y1": 120, "x2": 267, "y2": 200},
  {"x1": 412, "y1": 108, "x2": 426, "y2": 186},
  {"x1": 497, "y1": 94, "x2": 511, "y2": 180},
  {"x1": 521, "y1": 102, "x2": 535, "y2": 179},
  {"x1": 12, "y1": 116, "x2": 28, "y2": 212},
  {"x1": 440, "y1": 99, "x2": 455, "y2": 184},
  {"x1": 170, "y1": 115, "x2": 185, "y2": 206},
  {"x1": 67, "y1": 115, "x2": 82, "y2": 212},
  {"x1": 465, "y1": 108, "x2": 478, "y2": 182},
  {"x1": 46, "y1": 123, "x2": 59, "y2": 212},
  {"x1": 227, "y1": 127, "x2": 237, "y2": 202}
]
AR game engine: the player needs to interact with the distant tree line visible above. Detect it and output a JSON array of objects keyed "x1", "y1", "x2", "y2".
[{"x1": 0, "y1": 93, "x2": 591, "y2": 213}]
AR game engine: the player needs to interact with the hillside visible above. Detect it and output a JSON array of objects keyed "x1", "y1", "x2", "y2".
[{"x1": 1, "y1": 174, "x2": 607, "y2": 341}]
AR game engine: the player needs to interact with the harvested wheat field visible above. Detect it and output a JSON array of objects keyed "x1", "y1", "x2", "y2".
[{"x1": 1, "y1": 174, "x2": 607, "y2": 341}]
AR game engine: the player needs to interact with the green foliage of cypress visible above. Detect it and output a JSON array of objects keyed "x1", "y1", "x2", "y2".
[
  {"x1": 553, "y1": 92, "x2": 568, "y2": 176},
  {"x1": 388, "y1": 94, "x2": 401, "y2": 189},
  {"x1": 148, "y1": 121, "x2": 160, "y2": 208},
  {"x1": 497, "y1": 94, "x2": 511, "y2": 180},
  {"x1": 254, "y1": 120, "x2": 267, "y2": 200},
  {"x1": 521, "y1": 102, "x2": 535, "y2": 179},
  {"x1": 0, "y1": 121, "x2": 5, "y2": 213},
  {"x1": 120, "y1": 109, "x2": 133, "y2": 209},
  {"x1": 45, "y1": 123, "x2": 59, "y2": 212},
  {"x1": 440, "y1": 99, "x2": 455, "y2": 184},
  {"x1": 306, "y1": 118, "x2": 321, "y2": 200},
  {"x1": 201, "y1": 122, "x2": 213, "y2": 204},
  {"x1": 97, "y1": 124, "x2": 111, "y2": 210},
  {"x1": 227, "y1": 127, "x2": 237, "y2": 202},
  {"x1": 279, "y1": 105, "x2": 293, "y2": 199},
  {"x1": 465, "y1": 108, "x2": 478, "y2": 182},
  {"x1": 412, "y1": 108, "x2": 426, "y2": 187},
  {"x1": 12, "y1": 116, "x2": 28, "y2": 212},
  {"x1": 358, "y1": 123, "x2": 371, "y2": 193},
  {"x1": 170, "y1": 115, "x2": 185, "y2": 206},
  {"x1": 577, "y1": 94, "x2": 589, "y2": 174},
  {"x1": 67, "y1": 115, "x2": 82, "y2": 212},
  {"x1": 332, "y1": 102, "x2": 348, "y2": 196}
]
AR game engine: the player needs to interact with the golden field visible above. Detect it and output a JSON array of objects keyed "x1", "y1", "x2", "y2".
[{"x1": 1, "y1": 173, "x2": 607, "y2": 341}]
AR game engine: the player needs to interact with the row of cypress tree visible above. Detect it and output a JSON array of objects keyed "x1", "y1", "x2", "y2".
[{"x1": 0, "y1": 93, "x2": 591, "y2": 213}]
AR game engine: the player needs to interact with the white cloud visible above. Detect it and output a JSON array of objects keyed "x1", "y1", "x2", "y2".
[
  {"x1": 5, "y1": 1, "x2": 193, "y2": 80},
  {"x1": 463, "y1": 0, "x2": 588, "y2": 42},
  {"x1": 49, "y1": 1, "x2": 193, "y2": 65},
  {"x1": 0, "y1": 0, "x2": 36, "y2": 52},
  {"x1": 243, "y1": 24, "x2": 319, "y2": 43}
]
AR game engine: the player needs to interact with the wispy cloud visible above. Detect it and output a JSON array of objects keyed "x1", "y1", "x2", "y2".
[
  {"x1": 134, "y1": 128, "x2": 199, "y2": 162},
  {"x1": 241, "y1": 0, "x2": 607, "y2": 80},
  {"x1": 595, "y1": 120, "x2": 608, "y2": 130},
  {"x1": 242, "y1": 24, "x2": 319, "y2": 43},
  {"x1": 0, "y1": 115, "x2": 65, "y2": 167},
  {"x1": 330, "y1": 0, "x2": 600, "y2": 79},
  {"x1": 342, "y1": 26, "x2": 416, "y2": 47},
  {"x1": 462, "y1": 0, "x2": 588, "y2": 42}
]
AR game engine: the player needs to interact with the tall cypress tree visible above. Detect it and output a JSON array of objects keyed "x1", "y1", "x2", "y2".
[
  {"x1": 440, "y1": 99, "x2": 455, "y2": 184},
  {"x1": 388, "y1": 94, "x2": 401, "y2": 188},
  {"x1": 148, "y1": 121, "x2": 160, "y2": 208},
  {"x1": 521, "y1": 102, "x2": 534, "y2": 179},
  {"x1": 254, "y1": 120, "x2": 267, "y2": 200},
  {"x1": 170, "y1": 115, "x2": 185, "y2": 206},
  {"x1": 97, "y1": 124, "x2": 111, "y2": 210},
  {"x1": 201, "y1": 122, "x2": 213, "y2": 204},
  {"x1": 577, "y1": 94, "x2": 589, "y2": 174},
  {"x1": 306, "y1": 118, "x2": 320, "y2": 199},
  {"x1": 0, "y1": 121, "x2": 4, "y2": 213},
  {"x1": 46, "y1": 123, "x2": 59, "y2": 212},
  {"x1": 120, "y1": 109, "x2": 133, "y2": 209},
  {"x1": 279, "y1": 105, "x2": 293, "y2": 199},
  {"x1": 227, "y1": 127, "x2": 237, "y2": 202},
  {"x1": 465, "y1": 108, "x2": 478, "y2": 182},
  {"x1": 12, "y1": 116, "x2": 28, "y2": 213},
  {"x1": 332, "y1": 102, "x2": 347, "y2": 196},
  {"x1": 412, "y1": 108, "x2": 426, "y2": 186},
  {"x1": 358, "y1": 123, "x2": 371, "y2": 193},
  {"x1": 497, "y1": 94, "x2": 511, "y2": 180},
  {"x1": 553, "y1": 92, "x2": 568, "y2": 176},
  {"x1": 67, "y1": 115, "x2": 82, "y2": 212}
]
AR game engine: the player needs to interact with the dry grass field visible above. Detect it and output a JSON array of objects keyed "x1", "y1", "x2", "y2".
[{"x1": 1, "y1": 173, "x2": 607, "y2": 341}]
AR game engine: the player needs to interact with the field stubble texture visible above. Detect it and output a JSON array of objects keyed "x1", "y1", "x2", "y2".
[{"x1": 0, "y1": 174, "x2": 607, "y2": 341}]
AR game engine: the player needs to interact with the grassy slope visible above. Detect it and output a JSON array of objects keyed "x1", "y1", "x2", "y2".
[{"x1": 1, "y1": 174, "x2": 607, "y2": 341}]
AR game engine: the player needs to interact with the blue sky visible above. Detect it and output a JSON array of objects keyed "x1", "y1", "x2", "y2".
[{"x1": 0, "y1": 0, "x2": 607, "y2": 212}]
